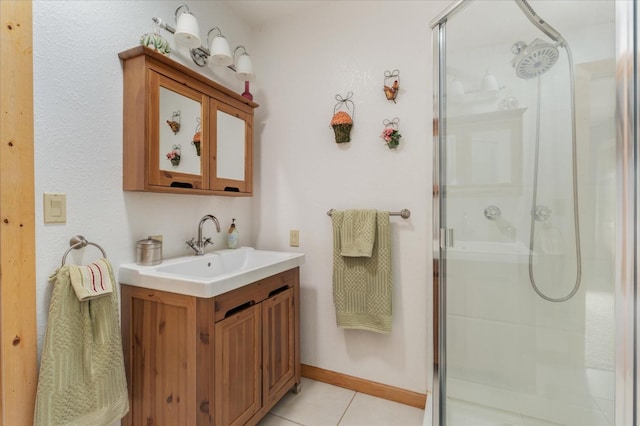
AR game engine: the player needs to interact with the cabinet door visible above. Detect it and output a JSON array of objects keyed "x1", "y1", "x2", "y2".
[
  {"x1": 214, "y1": 303, "x2": 261, "y2": 426},
  {"x1": 210, "y1": 100, "x2": 253, "y2": 194},
  {"x1": 262, "y1": 288, "x2": 295, "y2": 405},
  {"x1": 149, "y1": 71, "x2": 210, "y2": 190},
  {"x1": 123, "y1": 289, "x2": 198, "y2": 426}
]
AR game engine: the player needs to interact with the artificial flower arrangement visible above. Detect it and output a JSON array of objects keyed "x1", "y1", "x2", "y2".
[
  {"x1": 331, "y1": 111, "x2": 353, "y2": 143},
  {"x1": 192, "y1": 130, "x2": 201, "y2": 156},
  {"x1": 381, "y1": 118, "x2": 402, "y2": 149},
  {"x1": 166, "y1": 145, "x2": 181, "y2": 167},
  {"x1": 330, "y1": 92, "x2": 355, "y2": 144},
  {"x1": 192, "y1": 118, "x2": 202, "y2": 156}
]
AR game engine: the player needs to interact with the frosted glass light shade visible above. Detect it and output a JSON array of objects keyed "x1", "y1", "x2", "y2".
[
  {"x1": 235, "y1": 53, "x2": 255, "y2": 81},
  {"x1": 482, "y1": 72, "x2": 499, "y2": 93},
  {"x1": 210, "y1": 35, "x2": 233, "y2": 67},
  {"x1": 174, "y1": 12, "x2": 201, "y2": 48},
  {"x1": 451, "y1": 78, "x2": 465, "y2": 97}
]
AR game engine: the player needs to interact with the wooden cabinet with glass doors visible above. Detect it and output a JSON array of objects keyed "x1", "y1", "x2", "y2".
[{"x1": 119, "y1": 46, "x2": 257, "y2": 196}]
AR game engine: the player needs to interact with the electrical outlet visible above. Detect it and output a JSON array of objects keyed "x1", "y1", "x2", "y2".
[{"x1": 289, "y1": 229, "x2": 299, "y2": 247}]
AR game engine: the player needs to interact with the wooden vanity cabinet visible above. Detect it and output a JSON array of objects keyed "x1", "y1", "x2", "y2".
[
  {"x1": 120, "y1": 268, "x2": 300, "y2": 426},
  {"x1": 214, "y1": 304, "x2": 261, "y2": 426},
  {"x1": 119, "y1": 46, "x2": 258, "y2": 196},
  {"x1": 261, "y1": 287, "x2": 296, "y2": 406}
]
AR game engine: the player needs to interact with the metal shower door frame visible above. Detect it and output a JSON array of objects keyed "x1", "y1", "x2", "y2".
[{"x1": 429, "y1": 1, "x2": 638, "y2": 425}]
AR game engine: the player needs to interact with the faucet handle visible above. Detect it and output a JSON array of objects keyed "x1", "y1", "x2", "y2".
[
  {"x1": 186, "y1": 238, "x2": 197, "y2": 250},
  {"x1": 202, "y1": 237, "x2": 213, "y2": 248}
]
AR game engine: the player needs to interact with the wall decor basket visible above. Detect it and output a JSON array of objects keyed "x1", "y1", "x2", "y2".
[{"x1": 330, "y1": 92, "x2": 355, "y2": 144}]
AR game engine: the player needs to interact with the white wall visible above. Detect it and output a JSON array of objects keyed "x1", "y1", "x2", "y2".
[
  {"x1": 33, "y1": 0, "x2": 449, "y2": 397},
  {"x1": 250, "y1": 1, "x2": 448, "y2": 393},
  {"x1": 33, "y1": 1, "x2": 256, "y2": 351}
]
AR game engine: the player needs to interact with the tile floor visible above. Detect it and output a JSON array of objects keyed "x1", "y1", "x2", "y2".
[{"x1": 258, "y1": 378, "x2": 425, "y2": 426}]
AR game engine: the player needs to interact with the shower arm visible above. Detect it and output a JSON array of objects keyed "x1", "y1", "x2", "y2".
[{"x1": 514, "y1": 0, "x2": 566, "y2": 46}]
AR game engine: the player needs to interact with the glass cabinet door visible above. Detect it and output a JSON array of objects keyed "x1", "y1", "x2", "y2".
[
  {"x1": 149, "y1": 72, "x2": 209, "y2": 190},
  {"x1": 210, "y1": 100, "x2": 252, "y2": 194}
]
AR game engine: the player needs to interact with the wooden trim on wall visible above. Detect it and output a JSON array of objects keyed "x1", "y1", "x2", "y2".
[
  {"x1": 301, "y1": 364, "x2": 427, "y2": 410},
  {"x1": 0, "y1": 0, "x2": 38, "y2": 424}
]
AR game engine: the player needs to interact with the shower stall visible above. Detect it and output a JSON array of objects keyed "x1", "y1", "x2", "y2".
[{"x1": 430, "y1": 1, "x2": 637, "y2": 425}]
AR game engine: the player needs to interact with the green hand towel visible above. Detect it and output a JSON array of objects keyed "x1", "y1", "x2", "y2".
[
  {"x1": 34, "y1": 261, "x2": 129, "y2": 425},
  {"x1": 332, "y1": 210, "x2": 392, "y2": 333},
  {"x1": 340, "y1": 209, "x2": 377, "y2": 257}
]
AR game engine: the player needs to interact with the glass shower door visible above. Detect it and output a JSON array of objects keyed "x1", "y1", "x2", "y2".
[{"x1": 434, "y1": 1, "x2": 621, "y2": 425}]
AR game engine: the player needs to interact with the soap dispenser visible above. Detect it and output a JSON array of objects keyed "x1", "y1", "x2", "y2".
[{"x1": 226, "y1": 218, "x2": 239, "y2": 249}]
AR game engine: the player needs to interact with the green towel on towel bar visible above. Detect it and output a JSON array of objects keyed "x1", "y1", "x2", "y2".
[
  {"x1": 340, "y1": 209, "x2": 377, "y2": 257},
  {"x1": 332, "y1": 210, "x2": 392, "y2": 333}
]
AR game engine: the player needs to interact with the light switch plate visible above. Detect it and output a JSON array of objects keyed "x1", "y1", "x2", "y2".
[
  {"x1": 289, "y1": 229, "x2": 299, "y2": 247},
  {"x1": 43, "y1": 193, "x2": 66, "y2": 224}
]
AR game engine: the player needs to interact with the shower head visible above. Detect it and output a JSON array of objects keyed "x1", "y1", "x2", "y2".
[
  {"x1": 514, "y1": 0, "x2": 564, "y2": 44},
  {"x1": 510, "y1": 38, "x2": 559, "y2": 79}
]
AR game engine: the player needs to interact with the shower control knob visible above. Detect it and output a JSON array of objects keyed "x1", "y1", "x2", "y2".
[
  {"x1": 484, "y1": 205, "x2": 501, "y2": 221},
  {"x1": 533, "y1": 205, "x2": 552, "y2": 222}
]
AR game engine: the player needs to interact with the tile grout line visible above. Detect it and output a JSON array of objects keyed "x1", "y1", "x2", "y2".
[
  {"x1": 267, "y1": 412, "x2": 307, "y2": 426},
  {"x1": 336, "y1": 391, "x2": 358, "y2": 426}
]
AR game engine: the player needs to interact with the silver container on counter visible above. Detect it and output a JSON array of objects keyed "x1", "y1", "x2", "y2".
[{"x1": 136, "y1": 237, "x2": 162, "y2": 265}]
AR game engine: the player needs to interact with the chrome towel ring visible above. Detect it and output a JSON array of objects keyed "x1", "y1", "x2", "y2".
[{"x1": 61, "y1": 235, "x2": 107, "y2": 266}]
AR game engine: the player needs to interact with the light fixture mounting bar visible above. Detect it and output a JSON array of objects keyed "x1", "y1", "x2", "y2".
[{"x1": 152, "y1": 16, "x2": 238, "y2": 71}]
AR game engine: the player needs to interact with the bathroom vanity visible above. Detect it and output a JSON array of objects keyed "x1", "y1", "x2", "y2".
[{"x1": 119, "y1": 249, "x2": 303, "y2": 425}]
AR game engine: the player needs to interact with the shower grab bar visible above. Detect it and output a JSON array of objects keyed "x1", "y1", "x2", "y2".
[{"x1": 327, "y1": 208, "x2": 411, "y2": 219}]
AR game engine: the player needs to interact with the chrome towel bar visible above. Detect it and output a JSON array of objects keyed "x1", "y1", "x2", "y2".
[{"x1": 327, "y1": 208, "x2": 411, "y2": 219}]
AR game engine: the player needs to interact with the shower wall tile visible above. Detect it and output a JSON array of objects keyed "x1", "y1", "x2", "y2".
[
  {"x1": 592, "y1": 397, "x2": 614, "y2": 426},
  {"x1": 447, "y1": 315, "x2": 536, "y2": 390},
  {"x1": 447, "y1": 259, "x2": 524, "y2": 323}
]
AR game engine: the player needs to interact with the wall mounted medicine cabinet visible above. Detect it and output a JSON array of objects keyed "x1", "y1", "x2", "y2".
[{"x1": 119, "y1": 46, "x2": 258, "y2": 196}]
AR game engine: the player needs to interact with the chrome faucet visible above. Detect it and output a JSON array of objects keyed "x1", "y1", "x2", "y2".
[{"x1": 186, "y1": 214, "x2": 221, "y2": 255}]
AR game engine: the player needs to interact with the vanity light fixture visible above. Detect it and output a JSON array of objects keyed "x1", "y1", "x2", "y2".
[
  {"x1": 152, "y1": 3, "x2": 256, "y2": 80},
  {"x1": 172, "y1": 4, "x2": 201, "y2": 48},
  {"x1": 188, "y1": 26, "x2": 233, "y2": 68},
  {"x1": 207, "y1": 27, "x2": 233, "y2": 67},
  {"x1": 481, "y1": 71, "x2": 499, "y2": 93},
  {"x1": 450, "y1": 75, "x2": 465, "y2": 97},
  {"x1": 233, "y1": 46, "x2": 255, "y2": 81},
  {"x1": 447, "y1": 71, "x2": 502, "y2": 97}
]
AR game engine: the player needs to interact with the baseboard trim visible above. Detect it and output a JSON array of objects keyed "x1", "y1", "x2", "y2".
[{"x1": 301, "y1": 364, "x2": 426, "y2": 409}]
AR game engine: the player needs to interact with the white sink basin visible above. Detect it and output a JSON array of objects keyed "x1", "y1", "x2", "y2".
[{"x1": 119, "y1": 247, "x2": 305, "y2": 298}]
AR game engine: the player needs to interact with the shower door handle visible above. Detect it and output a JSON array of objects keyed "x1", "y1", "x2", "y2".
[{"x1": 440, "y1": 228, "x2": 454, "y2": 249}]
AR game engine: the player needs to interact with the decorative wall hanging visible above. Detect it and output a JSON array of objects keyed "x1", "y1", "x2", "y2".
[
  {"x1": 383, "y1": 70, "x2": 400, "y2": 103},
  {"x1": 192, "y1": 118, "x2": 201, "y2": 156},
  {"x1": 166, "y1": 144, "x2": 181, "y2": 166},
  {"x1": 381, "y1": 117, "x2": 402, "y2": 149},
  {"x1": 167, "y1": 110, "x2": 181, "y2": 134},
  {"x1": 330, "y1": 92, "x2": 354, "y2": 144}
]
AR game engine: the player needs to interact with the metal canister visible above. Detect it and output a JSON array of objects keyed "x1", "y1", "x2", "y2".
[{"x1": 136, "y1": 237, "x2": 162, "y2": 265}]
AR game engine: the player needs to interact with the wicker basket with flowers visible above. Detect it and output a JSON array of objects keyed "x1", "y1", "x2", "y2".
[{"x1": 330, "y1": 92, "x2": 355, "y2": 144}]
